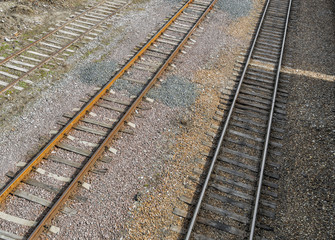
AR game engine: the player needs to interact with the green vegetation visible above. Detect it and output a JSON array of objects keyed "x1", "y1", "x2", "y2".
[
  {"x1": 0, "y1": 43, "x2": 10, "y2": 52},
  {"x1": 4, "y1": 90, "x2": 13, "y2": 95},
  {"x1": 18, "y1": 81, "x2": 28, "y2": 88},
  {"x1": 39, "y1": 69, "x2": 48, "y2": 78},
  {"x1": 0, "y1": 43, "x2": 11, "y2": 58},
  {"x1": 132, "y1": 0, "x2": 150, "y2": 4}
]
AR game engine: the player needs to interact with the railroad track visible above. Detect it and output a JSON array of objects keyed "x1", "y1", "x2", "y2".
[
  {"x1": 0, "y1": 0, "x2": 217, "y2": 239},
  {"x1": 0, "y1": 0, "x2": 128, "y2": 95},
  {"x1": 173, "y1": 0, "x2": 292, "y2": 239}
]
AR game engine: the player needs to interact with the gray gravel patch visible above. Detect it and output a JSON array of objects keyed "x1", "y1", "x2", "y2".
[
  {"x1": 147, "y1": 75, "x2": 197, "y2": 108},
  {"x1": 112, "y1": 79, "x2": 145, "y2": 96},
  {"x1": 78, "y1": 60, "x2": 118, "y2": 86},
  {"x1": 216, "y1": 0, "x2": 253, "y2": 19}
]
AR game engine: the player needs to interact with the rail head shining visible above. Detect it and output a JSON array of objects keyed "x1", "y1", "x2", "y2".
[
  {"x1": 248, "y1": 0, "x2": 292, "y2": 239},
  {"x1": 184, "y1": 0, "x2": 271, "y2": 239}
]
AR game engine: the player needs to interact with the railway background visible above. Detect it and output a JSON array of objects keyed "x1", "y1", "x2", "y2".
[
  {"x1": 0, "y1": 0, "x2": 178, "y2": 178},
  {"x1": 0, "y1": 0, "x2": 264, "y2": 239},
  {"x1": 272, "y1": 0, "x2": 335, "y2": 239},
  {"x1": 0, "y1": 0, "x2": 333, "y2": 239}
]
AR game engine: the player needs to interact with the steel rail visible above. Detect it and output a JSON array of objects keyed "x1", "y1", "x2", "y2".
[
  {"x1": 0, "y1": 0, "x2": 217, "y2": 238},
  {"x1": 28, "y1": 2, "x2": 217, "y2": 237},
  {"x1": 0, "y1": 0, "x2": 194, "y2": 205},
  {"x1": 0, "y1": 0, "x2": 111, "y2": 66},
  {"x1": 28, "y1": 1, "x2": 217, "y2": 238},
  {"x1": 0, "y1": 1, "x2": 127, "y2": 95},
  {"x1": 184, "y1": 0, "x2": 271, "y2": 239},
  {"x1": 248, "y1": 0, "x2": 292, "y2": 238}
]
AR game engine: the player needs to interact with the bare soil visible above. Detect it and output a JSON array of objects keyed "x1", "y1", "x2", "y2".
[
  {"x1": 269, "y1": 0, "x2": 335, "y2": 239},
  {"x1": 0, "y1": 0, "x2": 88, "y2": 41}
]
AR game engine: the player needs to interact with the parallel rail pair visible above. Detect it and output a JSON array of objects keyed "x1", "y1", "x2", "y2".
[
  {"x1": 0, "y1": 0, "x2": 127, "y2": 95},
  {"x1": 183, "y1": 0, "x2": 292, "y2": 239},
  {"x1": 0, "y1": 0, "x2": 216, "y2": 239}
]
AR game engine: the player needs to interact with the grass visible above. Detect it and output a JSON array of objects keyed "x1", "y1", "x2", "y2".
[
  {"x1": 82, "y1": 48, "x2": 95, "y2": 59},
  {"x1": 0, "y1": 43, "x2": 10, "y2": 52},
  {"x1": 0, "y1": 43, "x2": 12, "y2": 58},
  {"x1": 20, "y1": 24, "x2": 50, "y2": 41},
  {"x1": 18, "y1": 81, "x2": 28, "y2": 88},
  {"x1": 132, "y1": 0, "x2": 150, "y2": 4},
  {"x1": 4, "y1": 89, "x2": 13, "y2": 95},
  {"x1": 39, "y1": 69, "x2": 48, "y2": 78}
]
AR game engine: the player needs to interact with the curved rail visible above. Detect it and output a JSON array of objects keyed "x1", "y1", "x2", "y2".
[{"x1": 29, "y1": 0, "x2": 219, "y2": 238}]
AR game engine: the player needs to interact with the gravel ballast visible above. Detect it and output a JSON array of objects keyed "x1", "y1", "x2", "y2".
[
  {"x1": 0, "y1": 0, "x2": 178, "y2": 180},
  {"x1": 123, "y1": 0, "x2": 266, "y2": 239},
  {"x1": 0, "y1": 0, "x2": 268, "y2": 238},
  {"x1": 147, "y1": 75, "x2": 198, "y2": 108},
  {"x1": 216, "y1": 0, "x2": 253, "y2": 19},
  {"x1": 52, "y1": 0, "x2": 264, "y2": 238},
  {"x1": 269, "y1": 0, "x2": 335, "y2": 239}
]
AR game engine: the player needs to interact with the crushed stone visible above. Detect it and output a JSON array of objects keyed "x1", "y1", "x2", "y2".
[
  {"x1": 216, "y1": 0, "x2": 253, "y2": 19},
  {"x1": 147, "y1": 75, "x2": 198, "y2": 108},
  {"x1": 270, "y1": 0, "x2": 335, "y2": 239},
  {"x1": 0, "y1": 0, "x2": 266, "y2": 239},
  {"x1": 78, "y1": 60, "x2": 118, "y2": 86},
  {"x1": 124, "y1": 0, "x2": 265, "y2": 239},
  {"x1": 112, "y1": 79, "x2": 144, "y2": 96},
  {"x1": 0, "y1": 0, "x2": 178, "y2": 180}
]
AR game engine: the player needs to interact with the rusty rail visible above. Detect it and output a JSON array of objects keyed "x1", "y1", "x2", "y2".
[
  {"x1": 0, "y1": 0, "x2": 126, "y2": 95},
  {"x1": 0, "y1": 0, "x2": 108, "y2": 66},
  {"x1": 0, "y1": 0, "x2": 218, "y2": 238}
]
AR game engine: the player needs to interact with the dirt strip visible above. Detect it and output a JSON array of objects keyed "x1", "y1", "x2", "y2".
[{"x1": 269, "y1": 0, "x2": 335, "y2": 239}]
